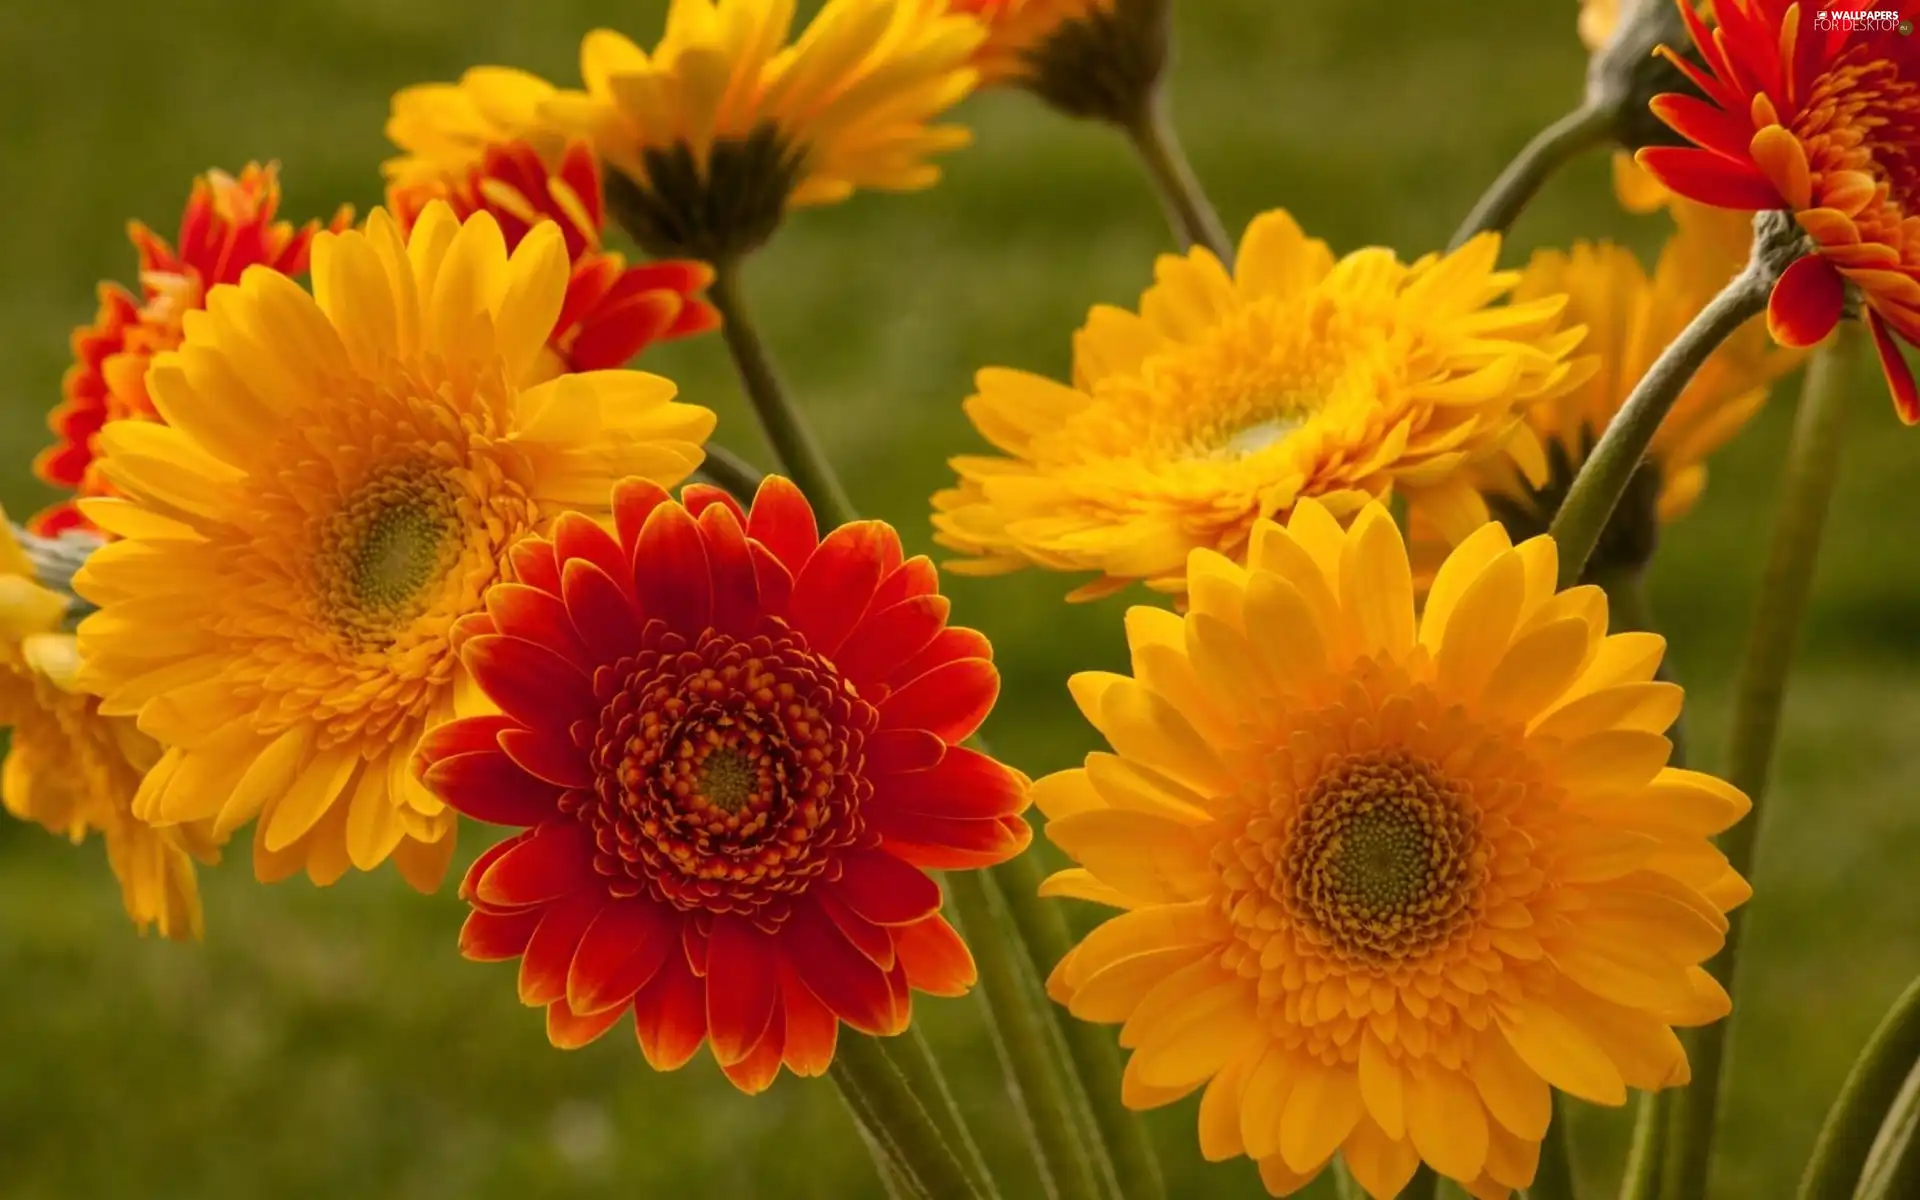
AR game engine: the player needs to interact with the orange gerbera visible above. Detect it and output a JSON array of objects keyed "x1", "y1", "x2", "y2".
[
  {"x1": 415, "y1": 477, "x2": 1031, "y2": 1092},
  {"x1": 1638, "y1": 0, "x2": 1920, "y2": 421},
  {"x1": 385, "y1": 69, "x2": 720, "y2": 380},
  {"x1": 31, "y1": 164, "x2": 349, "y2": 535}
]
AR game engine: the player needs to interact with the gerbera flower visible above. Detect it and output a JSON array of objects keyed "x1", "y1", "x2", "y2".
[
  {"x1": 931, "y1": 209, "x2": 1590, "y2": 602},
  {"x1": 385, "y1": 67, "x2": 720, "y2": 379},
  {"x1": 0, "y1": 521, "x2": 213, "y2": 939},
  {"x1": 540, "y1": 0, "x2": 983, "y2": 261},
  {"x1": 414, "y1": 476, "x2": 1030, "y2": 1092},
  {"x1": 1637, "y1": 0, "x2": 1920, "y2": 421},
  {"x1": 71, "y1": 203, "x2": 717, "y2": 891},
  {"x1": 31, "y1": 163, "x2": 349, "y2": 536},
  {"x1": 1446, "y1": 202, "x2": 1803, "y2": 577},
  {"x1": 950, "y1": 0, "x2": 1165, "y2": 123},
  {"x1": 1038, "y1": 500, "x2": 1748, "y2": 1198}
]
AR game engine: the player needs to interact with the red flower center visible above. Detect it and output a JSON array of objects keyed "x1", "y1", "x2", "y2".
[
  {"x1": 1798, "y1": 45, "x2": 1920, "y2": 242},
  {"x1": 568, "y1": 621, "x2": 875, "y2": 926}
]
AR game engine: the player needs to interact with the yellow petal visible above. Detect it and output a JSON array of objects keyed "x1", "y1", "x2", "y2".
[
  {"x1": 1497, "y1": 1000, "x2": 1628, "y2": 1106},
  {"x1": 1339, "y1": 505, "x2": 1415, "y2": 659},
  {"x1": 262, "y1": 746, "x2": 363, "y2": 852},
  {"x1": 1281, "y1": 1061, "x2": 1366, "y2": 1173},
  {"x1": 1469, "y1": 1029, "x2": 1551, "y2": 1140},
  {"x1": 1405, "y1": 1067, "x2": 1489, "y2": 1181}
]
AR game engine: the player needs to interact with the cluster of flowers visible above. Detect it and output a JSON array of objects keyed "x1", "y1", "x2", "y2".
[{"x1": 6, "y1": 1, "x2": 1916, "y2": 1198}]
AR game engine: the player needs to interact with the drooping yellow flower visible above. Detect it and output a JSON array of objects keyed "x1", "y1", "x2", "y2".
[
  {"x1": 0, "y1": 523, "x2": 212, "y2": 939},
  {"x1": 951, "y1": 0, "x2": 1113, "y2": 84},
  {"x1": 1038, "y1": 501, "x2": 1747, "y2": 1198},
  {"x1": 72, "y1": 203, "x2": 716, "y2": 891},
  {"x1": 540, "y1": 0, "x2": 983, "y2": 260},
  {"x1": 932, "y1": 210, "x2": 1590, "y2": 602},
  {"x1": 949, "y1": 0, "x2": 1166, "y2": 123},
  {"x1": 1438, "y1": 201, "x2": 1803, "y2": 576}
]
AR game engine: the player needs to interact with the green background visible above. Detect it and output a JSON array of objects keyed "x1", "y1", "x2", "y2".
[{"x1": 2, "y1": 1, "x2": 1915, "y2": 1196}]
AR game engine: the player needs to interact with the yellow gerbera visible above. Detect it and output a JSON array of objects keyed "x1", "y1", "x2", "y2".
[
  {"x1": 932, "y1": 209, "x2": 1590, "y2": 602},
  {"x1": 383, "y1": 67, "x2": 564, "y2": 193},
  {"x1": 72, "y1": 203, "x2": 715, "y2": 891},
  {"x1": 540, "y1": 0, "x2": 982, "y2": 260},
  {"x1": 1443, "y1": 202, "x2": 1802, "y2": 576},
  {"x1": 949, "y1": 0, "x2": 1166, "y2": 125},
  {"x1": 1037, "y1": 500, "x2": 1748, "y2": 1198},
  {"x1": 0, "y1": 524, "x2": 211, "y2": 939},
  {"x1": 951, "y1": 0, "x2": 1114, "y2": 85}
]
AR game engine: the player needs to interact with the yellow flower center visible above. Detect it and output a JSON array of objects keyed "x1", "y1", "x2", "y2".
[
  {"x1": 322, "y1": 463, "x2": 464, "y2": 648},
  {"x1": 694, "y1": 746, "x2": 759, "y2": 815},
  {"x1": 1284, "y1": 751, "x2": 1483, "y2": 967}
]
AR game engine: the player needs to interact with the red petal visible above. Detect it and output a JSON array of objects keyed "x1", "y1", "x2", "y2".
[
  {"x1": 666, "y1": 297, "x2": 722, "y2": 339},
  {"x1": 568, "y1": 900, "x2": 678, "y2": 1015},
  {"x1": 459, "y1": 907, "x2": 542, "y2": 961},
  {"x1": 556, "y1": 141, "x2": 605, "y2": 229},
  {"x1": 612, "y1": 477, "x2": 674, "y2": 555},
  {"x1": 625, "y1": 259, "x2": 714, "y2": 296},
  {"x1": 498, "y1": 727, "x2": 594, "y2": 789},
  {"x1": 484, "y1": 585, "x2": 591, "y2": 666},
  {"x1": 464, "y1": 635, "x2": 596, "y2": 731},
  {"x1": 866, "y1": 728, "x2": 947, "y2": 774},
  {"x1": 519, "y1": 894, "x2": 604, "y2": 1006},
  {"x1": 874, "y1": 813, "x2": 1034, "y2": 870},
  {"x1": 1647, "y1": 92, "x2": 1755, "y2": 160},
  {"x1": 569, "y1": 290, "x2": 679, "y2": 372},
  {"x1": 1867, "y1": 308, "x2": 1920, "y2": 425},
  {"x1": 1634, "y1": 146, "x2": 1784, "y2": 211},
  {"x1": 874, "y1": 746, "x2": 1030, "y2": 820},
  {"x1": 892, "y1": 627, "x2": 994, "y2": 686},
  {"x1": 546, "y1": 998, "x2": 628, "y2": 1050},
  {"x1": 820, "y1": 889, "x2": 898, "y2": 970},
  {"x1": 779, "y1": 958, "x2": 838, "y2": 1077},
  {"x1": 719, "y1": 1004, "x2": 787, "y2": 1095},
  {"x1": 1768, "y1": 255, "x2": 1846, "y2": 348},
  {"x1": 698, "y1": 503, "x2": 762, "y2": 637},
  {"x1": 508, "y1": 536, "x2": 563, "y2": 596},
  {"x1": 887, "y1": 956, "x2": 912, "y2": 1030},
  {"x1": 879, "y1": 658, "x2": 1000, "y2": 742},
  {"x1": 459, "y1": 832, "x2": 530, "y2": 906},
  {"x1": 554, "y1": 512, "x2": 631, "y2": 591},
  {"x1": 413, "y1": 715, "x2": 515, "y2": 769},
  {"x1": 476, "y1": 820, "x2": 595, "y2": 907},
  {"x1": 634, "y1": 501, "x2": 712, "y2": 633},
  {"x1": 832, "y1": 849, "x2": 943, "y2": 927},
  {"x1": 423, "y1": 749, "x2": 564, "y2": 826},
  {"x1": 748, "y1": 542, "x2": 793, "y2": 616},
  {"x1": 562, "y1": 559, "x2": 643, "y2": 663},
  {"x1": 683, "y1": 918, "x2": 711, "y2": 977},
  {"x1": 745, "y1": 476, "x2": 819, "y2": 575},
  {"x1": 789, "y1": 522, "x2": 901, "y2": 657},
  {"x1": 706, "y1": 915, "x2": 780, "y2": 1066},
  {"x1": 632, "y1": 947, "x2": 708, "y2": 1071},
  {"x1": 834, "y1": 596, "x2": 950, "y2": 691},
  {"x1": 894, "y1": 915, "x2": 976, "y2": 998},
  {"x1": 871, "y1": 556, "x2": 939, "y2": 610},
  {"x1": 785, "y1": 899, "x2": 900, "y2": 1035},
  {"x1": 681, "y1": 483, "x2": 746, "y2": 523}
]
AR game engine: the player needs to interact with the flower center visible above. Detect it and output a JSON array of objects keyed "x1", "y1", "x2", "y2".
[
  {"x1": 572, "y1": 625, "x2": 874, "y2": 924},
  {"x1": 320, "y1": 463, "x2": 463, "y2": 648},
  {"x1": 1799, "y1": 47, "x2": 1920, "y2": 234},
  {"x1": 1281, "y1": 750, "x2": 1483, "y2": 967}
]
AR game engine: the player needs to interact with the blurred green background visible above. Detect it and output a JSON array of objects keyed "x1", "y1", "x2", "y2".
[{"x1": 2, "y1": 1, "x2": 1915, "y2": 1196}]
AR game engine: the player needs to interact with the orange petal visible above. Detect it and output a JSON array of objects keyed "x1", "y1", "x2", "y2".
[{"x1": 1766, "y1": 256, "x2": 1845, "y2": 349}]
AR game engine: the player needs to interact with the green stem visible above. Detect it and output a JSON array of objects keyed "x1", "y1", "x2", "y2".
[
  {"x1": 1619, "y1": 1092, "x2": 1667, "y2": 1200},
  {"x1": 707, "y1": 260, "x2": 858, "y2": 530},
  {"x1": 992, "y1": 849, "x2": 1166, "y2": 1200},
  {"x1": 836, "y1": 1044, "x2": 933, "y2": 1200},
  {"x1": 830, "y1": 1035, "x2": 981, "y2": 1200},
  {"x1": 1532, "y1": 1096, "x2": 1580, "y2": 1200},
  {"x1": 1666, "y1": 327, "x2": 1856, "y2": 1199},
  {"x1": 1799, "y1": 975, "x2": 1920, "y2": 1199},
  {"x1": 1547, "y1": 264, "x2": 1773, "y2": 588},
  {"x1": 1855, "y1": 1060, "x2": 1920, "y2": 1200},
  {"x1": 885, "y1": 1026, "x2": 1000, "y2": 1198},
  {"x1": 694, "y1": 441, "x2": 765, "y2": 504},
  {"x1": 948, "y1": 870, "x2": 1106, "y2": 1200},
  {"x1": 1121, "y1": 89, "x2": 1233, "y2": 264},
  {"x1": 1448, "y1": 105, "x2": 1612, "y2": 251},
  {"x1": 1330, "y1": 1161, "x2": 1367, "y2": 1200}
]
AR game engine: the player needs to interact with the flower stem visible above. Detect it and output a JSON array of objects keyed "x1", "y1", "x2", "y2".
[
  {"x1": 707, "y1": 260, "x2": 858, "y2": 530},
  {"x1": 1532, "y1": 1096, "x2": 1580, "y2": 1200},
  {"x1": 991, "y1": 849, "x2": 1166, "y2": 1200},
  {"x1": 1854, "y1": 1060, "x2": 1920, "y2": 1200},
  {"x1": 1799, "y1": 975, "x2": 1920, "y2": 1198},
  {"x1": 1547, "y1": 263, "x2": 1773, "y2": 588},
  {"x1": 1121, "y1": 89, "x2": 1233, "y2": 264},
  {"x1": 884, "y1": 1026, "x2": 1000, "y2": 1198},
  {"x1": 1664, "y1": 327, "x2": 1857, "y2": 1200},
  {"x1": 948, "y1": 869, "x2": 1106, "y2": 1200},
  {"x1": 831, "y1": 1034, "x2": 983, "y2": 1200},
  {"x1": 1619, "y1": 1092, "x2": 1667, "y2": 1200},
  {"x1": 694, "y1": 441, "x2": 766, "y2": 504},
  {"x1": 1448, "y1": 104, "x2": 1612, "y2": 251}
]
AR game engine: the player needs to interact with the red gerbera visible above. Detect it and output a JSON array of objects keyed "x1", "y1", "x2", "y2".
[
  {"x1": 1637, "y1": 0, "x2": 1920, "y2": 421},
  {"x1": 414, "y1": 476, "x2": 1032, "y2": 1093},
  {"x1": 387, "y1": 139, "x2": 721, "y2": 379},
  {"x1": 31, "y1": 163, "x2": 349, "y2": 534}
]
